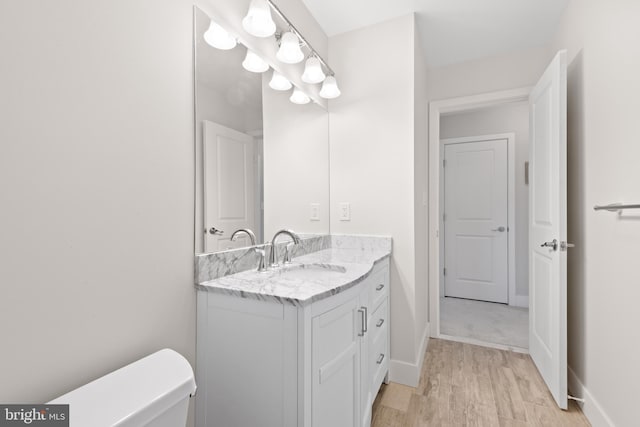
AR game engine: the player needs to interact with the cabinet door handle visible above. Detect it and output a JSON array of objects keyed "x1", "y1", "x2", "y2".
[
  {"x1": 376, "y1": 319, "x2": 384, "y2": 328},
  {"x1": 357, "y1": 308, "x2": 366, "y2": 336},
  {"x1": 362, "y1": 306, "x2": 368, "y2": 333},
  {"x1": 376, "y1": 354, "x2": 385, "y2": 364},
  {"x1": 376, "y1": 284, "x2": 385, "y2": 291}
]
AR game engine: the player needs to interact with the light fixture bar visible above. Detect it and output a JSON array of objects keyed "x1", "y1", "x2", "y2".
[{"x1": 266, "y1": 0, "x2": 335, "y2": 77}]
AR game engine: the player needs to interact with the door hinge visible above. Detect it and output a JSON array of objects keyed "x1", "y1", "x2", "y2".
[
  {"x1": 443, "y1": 213, "x2": 446, "y2": 222},
  {"x1": 443, "y1": 159, "x2": 447, "y2": 167},
  {"x1": 443, "y1": 267, "x2": 447, "y2": 276}
]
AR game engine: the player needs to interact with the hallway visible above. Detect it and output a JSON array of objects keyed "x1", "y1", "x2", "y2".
[
  {"x1": 371, "y1": 339, "x2": 589, "y2": 426},
  {"x1": 440, "y1": 297, "x2": 529, "y2": 349}
]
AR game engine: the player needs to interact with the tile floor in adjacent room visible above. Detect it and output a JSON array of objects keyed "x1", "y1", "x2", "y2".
[
  {"x1": 440, "y1": 297, "x2": 529, "y2": 349},
  {"x1": 371, "y1": 339, "x2": 590, "y2": 426}
]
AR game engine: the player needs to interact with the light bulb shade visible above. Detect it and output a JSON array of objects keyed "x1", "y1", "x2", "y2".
[
  {"x1": 290, "y1": 88, "x2": 310, "y2": 105},
  {"x1": 269, "y1": 70, "x2": 292, "y2": 91},
  {"x1": 203, "y1": 20, "x2": 237, "y2": 50},
  {"x1": 242, "y1": 50, "x2": 269, "y2": 73},
  {"x1": 319, "y1": 76, "x2": 341, "y2": 99},
  {"x1": 276, "y1": 31, "x2": 304, "y2": 64},
  {"x1": 301, "y1": 57, "x2": 326, "y2": 84},
  {"x1": 242, "y1": 0, "x2": 276, "y2": 38}
]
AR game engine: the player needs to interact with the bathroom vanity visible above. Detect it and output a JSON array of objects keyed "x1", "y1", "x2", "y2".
[{"x1": 195, "y1": 236, "x2": 391, "y2": 427}]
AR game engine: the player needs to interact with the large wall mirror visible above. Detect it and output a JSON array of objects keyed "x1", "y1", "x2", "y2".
[{"x1": 194, "y1": 6, "x2": 330, "y2": 254}]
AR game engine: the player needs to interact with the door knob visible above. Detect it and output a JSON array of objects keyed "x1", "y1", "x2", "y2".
[
  {"x1": 540, "y1": 239, "x2": 558, "y2": 251},
  {"x1": 491, "y1": 226, "x2": 506, "y2": 232},
  {"x1": 208, "y1": 227, "x2": 224, "y2": 235}
]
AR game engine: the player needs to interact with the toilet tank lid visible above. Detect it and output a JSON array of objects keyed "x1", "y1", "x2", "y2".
[{"x1": 48, "y1": 349, "x2": 196, "y2": 427}]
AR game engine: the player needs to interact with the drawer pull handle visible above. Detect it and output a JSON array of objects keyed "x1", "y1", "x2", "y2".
[
  {"x1": 376, "y1": 319, "x2": 384, "y2": 327},
  {"x1": 376, "y1": 354, "x2": 385, "y2": 364},
  {"x1": 376, "y1": 284, "x2": 385, "y2": 291}
]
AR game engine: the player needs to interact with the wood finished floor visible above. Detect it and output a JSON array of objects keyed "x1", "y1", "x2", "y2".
[{"x1": 371, "y1": 339, "x2": 590, "y2": 426}]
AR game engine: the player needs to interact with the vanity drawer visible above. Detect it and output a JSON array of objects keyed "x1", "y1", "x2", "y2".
[
  {"x1": 369, "y1": 297, "x2": 387, "y2": 344},
  {"x1": 369, "y1": 315, "x2": 388, "y2": 396},
  {"x1": 370, "y1": 264, "x2": 389, "y2": 310}
]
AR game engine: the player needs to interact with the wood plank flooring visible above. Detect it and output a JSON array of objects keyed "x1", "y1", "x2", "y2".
[{"x1": 372, "y1": 339, "x2": 590, "y2": 426}]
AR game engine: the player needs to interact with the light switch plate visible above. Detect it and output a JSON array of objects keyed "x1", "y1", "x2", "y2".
[
  {"x1": 310, "y1": 203, "x2": 320, "y2": 221},
  {"x1": 339, "y1": 202, "x2": 350, "y2": 221}
]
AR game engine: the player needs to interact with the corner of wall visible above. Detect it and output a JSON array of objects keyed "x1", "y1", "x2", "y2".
[{"x1": 389, "y1": 322, "x2": 430, "y2": 387}]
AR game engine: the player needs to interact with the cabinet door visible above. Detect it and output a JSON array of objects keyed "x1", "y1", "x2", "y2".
[{"x1": 312, "y1": 294, "x2": 361, "y2": 427}]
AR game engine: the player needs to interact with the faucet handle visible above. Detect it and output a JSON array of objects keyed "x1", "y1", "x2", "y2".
[
  {"x1": 283, "y1": 243, "x2": 295, "y2": 265},
  {"x1": 256, "y1": 246, "x2": 268, "y2": 272}
]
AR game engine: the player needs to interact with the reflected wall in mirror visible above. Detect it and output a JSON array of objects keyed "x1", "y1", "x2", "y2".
[{"x1": 194, "y1": 6, "x2": 329, "y2": 254}]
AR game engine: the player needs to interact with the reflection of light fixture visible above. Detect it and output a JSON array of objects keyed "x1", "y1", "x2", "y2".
[
  {"x1": 242, "y1": 50, "x2": 269, "y2": 73},
  {"x1": 276, "y1": 31, "x2": 304, "y2": 64},
  {"x1": 290, "y1": 87, "x2": 310, "y2": 104},
  {"x1": 242, "y1": 0, "x2": 276, "y2": 38},
  {"x1": 301, "y1": 56, "x2": 326, "y2": 84},
  {"x1": 203, "y1": 20, "x2": 237, "y2": 50},
  {"x1": 319, "y1": 75, "x2": 341, "y2": 99},
  {"x1": 269, "y1": 70, "x2": 292, "y2": 91}
]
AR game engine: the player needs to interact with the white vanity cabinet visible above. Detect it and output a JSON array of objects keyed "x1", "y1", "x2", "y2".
[{"x1": 196, "y1": 258, "x2": 390, "y2": 427}]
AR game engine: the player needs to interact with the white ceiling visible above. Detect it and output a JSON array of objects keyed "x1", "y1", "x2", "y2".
[{"x1": 301, "y1": 0, "x2": 568, "y2": 67}]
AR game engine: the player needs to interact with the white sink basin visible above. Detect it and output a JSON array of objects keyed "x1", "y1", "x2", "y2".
[{"x1": 276, "y1": 263, "x2": 346, "y2": 281}]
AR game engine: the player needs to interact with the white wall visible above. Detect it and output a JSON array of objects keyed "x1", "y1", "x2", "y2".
[
  {"x1": 440, "y1": 102, "x2": 530, "y2": 301},
  {"x1": 329, "y1": 14, "x2": 428, "y2": 384},
  {"x1": 0, "y1": 2, "x2": 325, "y2": 426},
  {"x1": 414, "y1": 23, "x2": 430, "y2": 355},
  {"x1": 262, "y1": 80, "x2": 330, "y2": 238},
  {"x1": 427, "y1": 45, "x2": 551, "y2": 102},
  {"x1": 551, "y1": 1, "x2": 640, "y2": 425},
  {"x1": 0, "y1": 0, "x2": 196, "y2": 412},
  {"x1": 196, "y1": 82, "x2": 262, "y2": 135}
]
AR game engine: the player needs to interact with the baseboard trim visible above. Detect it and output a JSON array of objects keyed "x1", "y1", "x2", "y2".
[
  {"x1": 389, "y1": 322, "x2": 430, "y2": 387},
  {"x1": 568, "y1": 367, "x2": 615, "y2": 427},
  {"x1": 512, "y1": 295, "x2": 529, "y2": 308}
]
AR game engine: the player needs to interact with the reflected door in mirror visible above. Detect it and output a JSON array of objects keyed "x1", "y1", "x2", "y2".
[{"x1": 203, "y1": 120, "x2": 256, "y2": 252}]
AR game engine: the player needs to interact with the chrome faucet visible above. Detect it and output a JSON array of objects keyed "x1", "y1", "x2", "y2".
[
  {"x1": 268, "y1": 229, "x2": 301, "y2": 268},
  {"x1": 230, "y1": 229, "x2": 267, "y2": 272},
  {"x1": 230, "y1": 228, "x2": 257, "y2": 246}
]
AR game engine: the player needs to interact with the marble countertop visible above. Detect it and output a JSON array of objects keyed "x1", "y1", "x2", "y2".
[{"x1": 196, "y1": 247, "x2": 391, "y2": 306}]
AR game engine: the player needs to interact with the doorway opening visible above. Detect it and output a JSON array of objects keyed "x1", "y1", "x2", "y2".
[
  {"x1": 429, "y1": 51, "x2": 568, "y2": 409},
  {"x1": 440, "y1": 130, "x2": 529, "y2": 349},
  {"x1": 429, "y1": 88, "x2": 532, "y2": 351}
]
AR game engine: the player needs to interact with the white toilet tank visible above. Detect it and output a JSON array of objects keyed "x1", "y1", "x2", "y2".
[{"x1": 49, "y1": 349, "x2": 196, "y2": 427}]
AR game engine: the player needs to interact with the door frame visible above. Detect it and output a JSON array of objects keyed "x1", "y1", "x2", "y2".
[
  {"x1": 429, "y1": 87, "x2": 531, "y2": 339},
  {"x1": 440, "y1": 133, "x2": 516, "y2": 306}
]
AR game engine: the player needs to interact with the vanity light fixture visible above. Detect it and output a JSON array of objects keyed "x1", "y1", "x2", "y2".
[
  {"x1": 276, "y1": 31, "x2": 304, "y2": 64},
  {"x1": 269, "y1": 70, "x2": 292, "y2": 91},
  {"x1": 242, "y1": 0, "x2": 276, "y2": 38},
  {"x1": 319, "y1": 75, "x2": 341, "y2": 99},
  {"x1": 203, "y1": 19, "x2": 237, "y2": 50},
  {"x1": 240, "y1": 0, "x2": 341, "y2": 99},
  {"x1": 301, "y1": 56, "x2": 326, "y2": 84},
  {"x1": 290, "y1": 87, "x2": 311, "y2": 105},
  {"x1": 242, "y1": 49, "x2": 269, "y2": 73}
]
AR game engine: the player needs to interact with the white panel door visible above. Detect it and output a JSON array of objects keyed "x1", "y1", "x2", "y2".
[
  {"x1": 444, "y1": 138, "x2": 509, "y2": 303},
  {"x1": 529, "y1": 50, "x2": 568, "y2": 410},
  {"x1": 203, "y1": 120, "x2": 255, "y2": 252}
]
